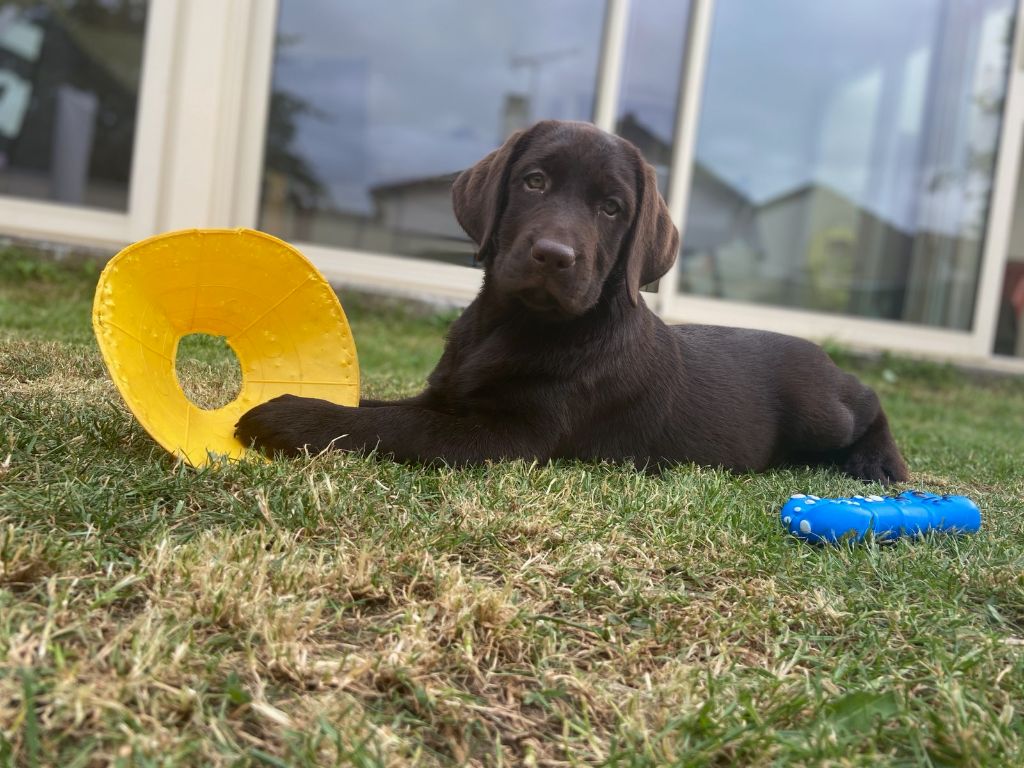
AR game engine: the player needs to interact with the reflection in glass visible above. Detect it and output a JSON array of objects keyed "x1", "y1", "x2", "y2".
[
  {"x1": 260, "y1": 1, "x2": 605, "y2": 264},
  {"x1": 615, "y1": 0, "x2": 689, "y2": 195},
  {"x1": 995, "y1": 151, "x2": 1024, "y2": 357},
  {"x1": 0, "y1": 1, "x2": 148, "y2": 211},
  {"x1": 681, "y1": 0, "x2": 1015, "y2": 330},
  {"x1": 994, "y1": 259, "x2": 1024, "y2": 357}
]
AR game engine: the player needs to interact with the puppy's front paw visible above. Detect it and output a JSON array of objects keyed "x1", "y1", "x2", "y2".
[{"x1": 235, "y1": 394, "x2": 336, "y2": 457}]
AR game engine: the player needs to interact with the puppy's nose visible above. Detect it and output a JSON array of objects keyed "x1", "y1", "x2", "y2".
[{"x1": 531, "y1": 239, "x2": 576, "y2": 270}]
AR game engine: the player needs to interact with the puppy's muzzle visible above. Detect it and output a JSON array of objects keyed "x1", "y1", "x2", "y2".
[{"x1": 531, "y1": 239, "x2": 576, "y2": 271}]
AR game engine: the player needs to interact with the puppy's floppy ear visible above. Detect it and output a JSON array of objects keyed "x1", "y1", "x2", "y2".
[
  {"x1": 451, "y1": 123, "x2": 544, "y2": 262},
  {"x1": 622, "y1": 150, "x2": 679, "y2": 306}
]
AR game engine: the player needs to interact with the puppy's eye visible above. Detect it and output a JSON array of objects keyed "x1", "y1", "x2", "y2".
[
  {"x1": 524, "y1": 172, "x2": 546, "y2": 191},
  {"x1": 601, "y1": 199, "x2": 621, "y2": 217}
]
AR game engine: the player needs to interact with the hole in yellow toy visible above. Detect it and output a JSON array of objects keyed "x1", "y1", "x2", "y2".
[{"x1": 174, "y1": 334, "x2": 242, "y2": 410}]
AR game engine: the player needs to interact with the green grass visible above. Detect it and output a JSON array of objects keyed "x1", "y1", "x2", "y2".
[{"x1": 1, "y1": 245, "x2": 1023, "y2": 766}]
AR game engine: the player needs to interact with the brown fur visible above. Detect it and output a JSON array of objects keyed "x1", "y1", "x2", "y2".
[{"x1": 236, "y1": 120, "x2": 909, "y2": 483}]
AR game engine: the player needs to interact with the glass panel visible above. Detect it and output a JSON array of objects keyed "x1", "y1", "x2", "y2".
[
  {"x1": 260, "y1": 0, "x2": 605, "y2": 265},
  {"x1": 995, "y1": 138, "x2": 1024, "y2": 357},
  {"x1": 680, "y1": 0, "x2": 1015, "y2": 330},
  {"x1": 0, "y1": 1, "x2": 149, "y2": 211},
  {"x1": 615, "y1": 0, "x2": 690, "y2": 195},
  {"x1": 994, "y1": 258, "x2": 1024, "y2": 356}
]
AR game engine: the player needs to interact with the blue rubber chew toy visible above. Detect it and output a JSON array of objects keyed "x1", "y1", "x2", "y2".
[{"x1": 781, "y1": 490, "x2": 981, "y2": 544}]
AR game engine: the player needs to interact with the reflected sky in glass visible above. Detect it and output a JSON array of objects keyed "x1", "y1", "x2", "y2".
[
  {"x1": 696, "y1": 0, "x2": 1012, "y2": 234},
  {"x1": 270, "y1": 1, "x2": 604, "y2": 214},
  {"x1": 681, "y1": 0, "x2": 1015, "y2": 329}
]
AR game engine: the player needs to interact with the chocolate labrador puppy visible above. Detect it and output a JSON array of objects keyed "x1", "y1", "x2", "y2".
[{"x1": 236, "y1": 120, "x2": 908, "y2": 483}]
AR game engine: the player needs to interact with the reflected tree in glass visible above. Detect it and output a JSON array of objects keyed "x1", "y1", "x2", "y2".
[{"x1": 0, "y1": 0, "x2": 148, "y2": 210}]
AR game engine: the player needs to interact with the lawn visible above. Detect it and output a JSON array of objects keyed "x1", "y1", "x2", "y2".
[{"x1": 1, "y1": 246, "x2": 1023, "y2": 767}]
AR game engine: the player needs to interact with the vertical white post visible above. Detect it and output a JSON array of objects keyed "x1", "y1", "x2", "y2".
[
  {"x1": 232, "y1": 0, "x2": 280, "y2": 228},
  {"x1": 971, "y1": 0, "x2": 1024, "y2": 357},
  {"x1": 657, "y1": 0, "x2": 716, "y2": 314},
  {"x1": 592, "y1": 0, "x2": 630, "y2": 132},
  {"x1": 157, "y1": 0, "x2": 262, "y2": 232},
  {"x1": 127, "y1": 0, "x2": 179, "y2": 239}
]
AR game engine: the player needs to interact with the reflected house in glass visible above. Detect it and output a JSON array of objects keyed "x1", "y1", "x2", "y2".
[
  {"x1": 683, "y1": 176, "x2": 983, "y2": 330},
  {"x1": 367, "y1": 174, "x2": 473, "y2": 265},
  {"x1": 740, "y1": 184, "x2": 915, "y2": 321},
  {"x1": 297, "y1": 111, "x2": 761, "y2": 271},
  {"x1": 286, "y1": 171, "x2": 474, "y2": 266}
]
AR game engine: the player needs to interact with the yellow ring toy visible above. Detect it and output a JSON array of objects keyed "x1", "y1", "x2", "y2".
[{"x1": 92, "y1": 228, "x2": 359, "y2": 466}]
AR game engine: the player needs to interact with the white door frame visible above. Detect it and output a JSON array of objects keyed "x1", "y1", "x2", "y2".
[{"x1": 971, "y1": 0, "x2": 1024, "y2": 363}]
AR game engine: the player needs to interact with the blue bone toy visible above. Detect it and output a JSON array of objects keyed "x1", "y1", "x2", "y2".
[{"x1": 781, "y1": 490, "x2": 981, "y2": 544}]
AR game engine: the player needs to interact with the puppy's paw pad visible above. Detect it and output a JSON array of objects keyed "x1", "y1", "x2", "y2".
[
  {"x1": 842, "y1": 453, "x2": 909, "y2": 485},
  {"x1": 235, "y1": 397, "x2": 315, "y2": 456}
]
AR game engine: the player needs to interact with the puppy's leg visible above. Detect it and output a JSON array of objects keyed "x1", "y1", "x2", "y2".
[
  {"x1": 786, "y1": 362, "x2": 908, "y2": 483},
  {"x1": 235, "y1": 394, "x2": 555, "y2": 465},
  {"x1": 836, "y1": 399, "x2": 909, "y2": 484}
]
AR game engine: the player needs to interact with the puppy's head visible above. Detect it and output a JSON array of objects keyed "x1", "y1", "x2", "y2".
[{"x1": 452, "y1": 120, "x2": 678, "y2": 319}]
